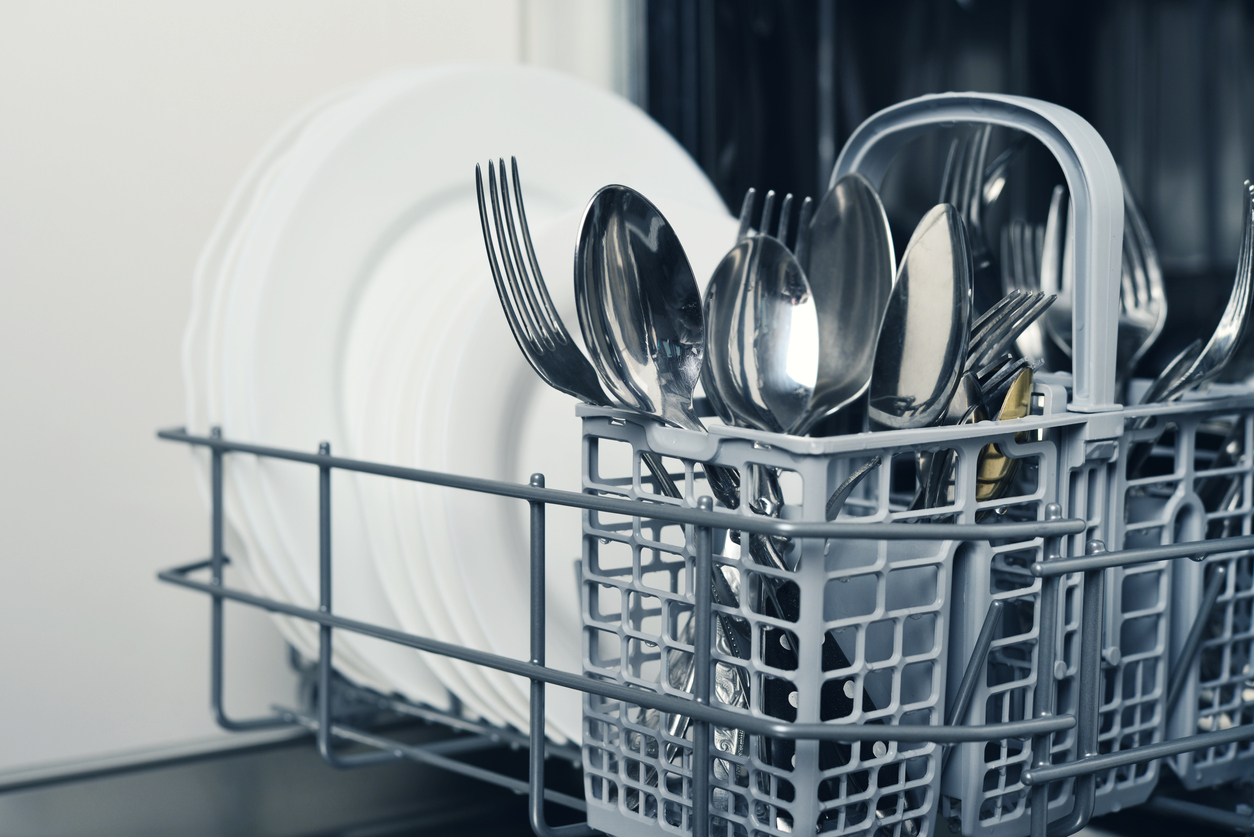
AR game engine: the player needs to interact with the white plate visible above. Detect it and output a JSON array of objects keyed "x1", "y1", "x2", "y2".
[
  {"x1": 215, "y1": 72, "x2": 463, "y2": 704},
  {"x1": 420, "y1": 202, "x2": 738, "y2": 741},
  {"x1": 231, "y1": 64, "x2": 727, "y2": 732},
  {"x1": 188, "y1": 79, "x2": 390, "y2": 688}
]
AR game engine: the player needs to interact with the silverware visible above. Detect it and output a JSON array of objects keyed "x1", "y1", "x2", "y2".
[
  {"x1": 795, "y1": 172, "x2": 895, "y2": 434},
  {"x1": 941, "y1": 125, "x2": 993, "y2": 269},
  {"x1": 1119, "y1": 168, "x2": 1168, "y2": 378},
  {"x1": 475, "y1": 157, "x2": 680, "y2": 497},
  {"x1": 571, "y1": 183, "x2": 758, "y2": 764},
  {"x1": 965, "y1": 290, "x2": 1055, "y2": 374},
  {"x1": 1127, "y1": 181, "x2": 1253, "y2": 477},
  {"x1": 479, "y1": 161, "x2": 756, "y2": 770},
  {"x1": 1005, "y1": 175, "x2": 1165, "y2": 396},
  {"x1": 574, "y1": 184, "x2": 705, "y2": 429},
  {"x1": 476, "y1": 159, "x2": 610, "y2": 412},
  {"x1": 1000, "y1": 219, "x2": 1049, "y2": 365},
  {"x1": 573, "y1": 183, "x2": 742, "y2": 507},
  {"x1": 868, "y1": 204, "x2": 974, "y2": 430},
  {"x1": 975, "y1": 366, "x2": 1034, "y2": 503},
  {"x1": 1140, "y1": 181, "x2": 1254, "y2": 403},
  {"x1": 703, "y1": 194, "x2": 818, "y2": 435}
]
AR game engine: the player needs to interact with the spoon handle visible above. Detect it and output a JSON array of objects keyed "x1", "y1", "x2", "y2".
[{"x1": 639, "y1": 452, "x2": 681, "y2": 498}]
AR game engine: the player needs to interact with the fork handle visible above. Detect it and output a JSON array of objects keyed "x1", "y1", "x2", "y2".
[{"x1": 642, "y1": 448, "x2": 743, "y2": 512}]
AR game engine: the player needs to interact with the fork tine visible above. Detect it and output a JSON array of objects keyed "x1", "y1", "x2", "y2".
[
  {"x1": 495, "y1": 158, "x2": 556, "y2": 350},
  {"x1": 738, "y1": 188, "x2": 756, "y2": 241},
  {"x1": 972, "y1": 289, "x2": 1023, "y2": 339},
  {"x1": 1018, "y1": 221, "x2": 1038, "y2": 291},
  {"x1": 1122, "y1": 211, "x2": 1150, "y2": 310},
  {"x1": 1224, "y1": 181, "x2": 1254, "y2": 343},
  {"x1": 1119, "y1": 248, "x2": 1136, "y2": 315},
  {"x1": 477, "y1": 163, "x2": 540, "y2": 354},
  {"x1": 1031, "y1": 222, "x2": 1045, "y2": 282},
  {"x1": 1121, "y1": 169, "x2": 1167, "y2": 319},
  {"x1": 509, "y1": 157, "x2": 568, "y2": 345},
  {"x1": 487, "y1": 160, "x2": 548, "y2": 351},
  {"x1": 975, "y1": 293, "x2": 1055, "y2": 370},
  {"x1": 777, "y1": 193, "x2": 794, "y2": 244},
  {"x1": 795, "y1": 196, "x2": 814, "y2": 268},
  {"x1": 969, "y1": 291, "x2": 1037, "y2": 368},
  {"x1": 1010, "y1": 221, "x2": 1028, "y2": 292},
  {"x1": 760, "y1": 190, "x2": 776, "y2": 237},
  {"x1": 982, "y1": 135, "x2": 1027, "y2": 205}
]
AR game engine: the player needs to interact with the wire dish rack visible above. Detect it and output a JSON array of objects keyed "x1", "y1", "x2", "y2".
[
  {"x1": 157, "y1": 91, "x2": 1254, "y2": 837},
  {"x1": 160, "y1": 402, "x2": 1254, "y2": 837}
]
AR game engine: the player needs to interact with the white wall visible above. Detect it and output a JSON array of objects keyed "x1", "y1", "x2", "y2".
[{"x1": 0, "y1": 0, "x2": 634, "y2": 775}]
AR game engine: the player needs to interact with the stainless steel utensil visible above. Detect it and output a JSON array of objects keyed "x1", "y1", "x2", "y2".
[
  {"x1": 868, "y1": 204, "x2": 974, "y2": 430},
  {"x1": 703, "y1": 205, "x2": 818, "y2": 435},
  {"x1": 1119, "y1": 168, "x2": 1168, "y2": 377},
  {"x1": 1000, "y1": 219, "x2": 1049, "y2": 365},
  {"x1": 475, "y1": 157, "x2": 680, "y2": 497},
  {"x1": 795, "y1": 172, "x2": 895, "y2": 434},
  {"x1": 941, "y1": 125, "x2": 993, "y2": 267},
  {"x1": 1038, "y1": 185, "x2": 1075, "y2": 366},
  {"x1": 1140, "y1": 181, "x2": 1254, "y2": 403},
  {"x1": 1127, "y1": 181, "x2": 1253, "y2": 477},
  {"x1": 573, "y1": 183, "x2": 741, "y2": 506},
  {"x1": 976, "y1": 366, "x2": 1034, "y2": 503},
  {"x1": 1005, "y1": 175, "x2": 1164, "y2": 394},
  {"x1": 575, "y1": 184, "x2": 705, "y2": 428},
  {"x1": 965, "y1": 290, "x2": 1055, "y2": 374}
]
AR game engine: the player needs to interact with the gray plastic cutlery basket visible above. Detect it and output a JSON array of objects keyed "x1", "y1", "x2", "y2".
[
  {"x1": 580, "y1": 394, "x2": 1097, "y2": 837},
  {"x1": 577, "y1": 93, "x2": 1229, "y2": 837},
  {"x1": 1115, "y1": 387, "x2": 1254, "y2": 791}
]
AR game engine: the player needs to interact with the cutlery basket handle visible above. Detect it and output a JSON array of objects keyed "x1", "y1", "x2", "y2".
[{"x1": 830, "y1": 92, "x2": 1124, "y2": 414}]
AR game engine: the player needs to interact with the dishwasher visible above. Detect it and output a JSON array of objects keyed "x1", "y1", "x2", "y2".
[{"x1": 4, "y1": 4, "x2": 1253, "y2": 836}]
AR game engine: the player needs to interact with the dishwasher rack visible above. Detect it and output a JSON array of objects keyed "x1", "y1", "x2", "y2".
[{"x1": 158, "y1": 425, "x2": 1254, "y2": 837}]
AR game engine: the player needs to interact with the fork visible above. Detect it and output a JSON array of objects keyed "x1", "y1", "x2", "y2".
[
  {"x1": 1127, "y1": 180, "x2": 1254, "y2": 477},
  {"x1": 1140, "y1": 180, "x2": 1254, "y2": 403},
  {"x1": 941, "y1": 125, "x2": 993, "y2": 267},
  {"x1": 737, "y1": 187, "x2": 814, "y2": 260},
  {"x1": 476, "y1": 157, "x2": 686, "y2": 498},
  {"x1": 478, "y1": 157, "x2": 763, "y2": 766},
  {"x1": 1002, "y1": 177, "x2": 1166, "y2": 396},
  {"x1": 1119, "y1": 168, "x2": 1168, "y2": 375}
]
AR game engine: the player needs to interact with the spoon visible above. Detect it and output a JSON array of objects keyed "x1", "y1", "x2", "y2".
[
  {"x1": 702, "y1": 236, "x2": 818, "y2": 434},
  {"x1": 794, "y1": 172, "x2": 895, "y2": 434},
  {"x1": 868, "y1": 204, "x2": 974, "y2": 430},
  {"x1": 976, "y1": 366, "x2": 1034, "y2": 503},
  {"x1": 574, "y1": 184, "x2": 740, "y2": 506}
]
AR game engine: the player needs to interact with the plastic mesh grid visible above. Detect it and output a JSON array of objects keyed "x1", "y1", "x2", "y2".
[
  {"x1": 1123, "y1": 404, "x2": 1254, "y2": 789},
  {"x1": 937, "y1": 427, "x2": 1091, "y2": 837},
  {"x1": 580, "y1": 406, "x2": 1083, "y2": 837}
]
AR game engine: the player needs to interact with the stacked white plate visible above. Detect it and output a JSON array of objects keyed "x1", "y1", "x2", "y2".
[{"x1": 184, "y1": 65, "x2": 737, "y2": 742}]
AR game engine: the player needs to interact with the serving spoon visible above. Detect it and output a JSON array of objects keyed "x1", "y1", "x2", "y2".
[{"x1": 868, "y1": 204, "x2": 974, "y2": 430}]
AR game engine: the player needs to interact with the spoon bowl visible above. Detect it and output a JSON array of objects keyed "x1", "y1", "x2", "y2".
[
  {"x1": 795, "y1": 173, "x2": 895, "y2": 434},
  {"x1": 574, "y1": 185, "x2": 705, "y2": 430},
  {"x1": 703, "y1": 236, "x2": 818, "y2": 434},
  {"x1": 868, "y1": 204, "x2": 974, "y2": 430}
]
